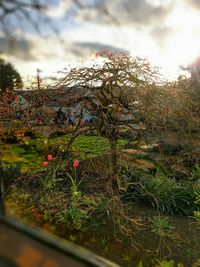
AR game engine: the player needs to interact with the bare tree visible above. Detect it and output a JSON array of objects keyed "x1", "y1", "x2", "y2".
[{"x1": 57, "y1": 55, "x2": 158, "y2": 180}]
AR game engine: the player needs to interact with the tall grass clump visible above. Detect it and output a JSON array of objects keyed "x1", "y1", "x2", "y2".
[{"x1": 122, "y1": 168, "x2": 199, "y2": 216}]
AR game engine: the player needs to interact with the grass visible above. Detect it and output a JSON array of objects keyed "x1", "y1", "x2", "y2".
[
  {"x1": 1, "y1": 142, "x2": 43, "y2": 172},
  {"x1": 121, "y1": 168, "x2": 199, "y2": 216},
  {"x1": 73, "y1": 135, "x2": 126, "y2": 159},
  {"x1": 1, "y1": 134, "x2": 127, "y2": 171}
]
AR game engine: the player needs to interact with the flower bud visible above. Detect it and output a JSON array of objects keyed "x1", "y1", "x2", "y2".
[
  {"x1": 42, "y1": 161, "x2": 49, "y2": 167},
  {"x1": 47, "y1": 154, "x2": 53, "y2": 161},
  {"x1": 73, "y1": 159, "x2": 79, "y2": 168}
]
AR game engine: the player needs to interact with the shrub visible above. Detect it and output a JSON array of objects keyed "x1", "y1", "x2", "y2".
[
  {"x1": 0, "y1": 162, "x2": 21, "y2": 191},
  {"x1": 1, "y1": 128, "x2": 25, "y2": 143},
  {"x1": 122, "y1": 168, "x2": 198, "y2": 215}
]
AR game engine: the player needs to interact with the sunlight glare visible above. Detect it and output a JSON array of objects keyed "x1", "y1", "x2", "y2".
[{"x1": 151, "y1": 2, "x2": 200, "y2": 78}]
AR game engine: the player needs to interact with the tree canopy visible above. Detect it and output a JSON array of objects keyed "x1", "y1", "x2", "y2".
[{"x1": 0, "y1": 60, "x2": 22, "y2": 92}]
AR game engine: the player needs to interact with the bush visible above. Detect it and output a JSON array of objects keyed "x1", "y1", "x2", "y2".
[
  {"x1": 122, "y1": 168, "x2": 198, "y2": 215},
  {"x1": 0, "y1": 162, "x2": 21, "y2": 191},
  {"x1": 1, "y1": 128, "x2": 25, "y2": 143}
]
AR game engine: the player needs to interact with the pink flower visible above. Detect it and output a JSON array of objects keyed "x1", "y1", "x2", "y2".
[
  {"x1": 73, "y1": 159, "x2": 79, "y2": 169},
  {"x1": 42, "y1": 161, "x2": 49, "y2": 167},
  {"x1": 47, "y1": 154, "x2": 53, "y2": 161}
]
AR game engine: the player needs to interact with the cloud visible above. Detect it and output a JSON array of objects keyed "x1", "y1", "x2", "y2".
[
  {"x1": 6, "y1": 38, "x2": 130, "y2": 77},
  {"x1": 45, "y1": 0, "x2": 75, "y2": 18},
  {"x1": 75, "y1": 0, "x2": 174, "y2": 27},
  {"x1": 150, "y1": 26, "x2": 172, "y2": 46},
  {"x1": 6, "y1": 34, "x2": 129, "y2": 64},
  {"x1": 0, "y1": 37, "x2": 35, "y2": 60},
  {"x1": 68, "y1": 42, "x2": 130, "y2": 58},
  {"x1": 186, "y1": 0, "x2": 200, "y2": 9},
  {"x1": 1, "y1": 0, "x2": 196, "y2": 80}
]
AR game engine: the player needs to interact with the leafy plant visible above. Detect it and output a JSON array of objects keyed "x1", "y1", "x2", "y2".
[
  {"x1": 123, "y1": 169, "x2": 197, "y2": 215},
  {"x1": 148, "y1": 216, "x2": 174, "y2": 237},
  {"x1": 155, "y1": 260, "x2": 184, "y2": 267},
  {"x1": 0, "y1": 161, "x2": 21, "y2": 190},
  {"x1": 193, "y1": 211, "x2": 200, "y2": 224},
  {"x1": 142, "y1": 176, "x2": 176, "y2": 214},
  {"x1": 195, "y1": 194, "x2": 200, "y2": 205},
  {"x1": 193, "y1": 193, "x2": 200, "y2": 225},
  {"x1": 91, "y1": 192, "x2": 143, "y2": 246},
  {"x1": 42, "y1": 157, "x2": 65, "y2": 190},
  {"x1": 59, "y1": 172, "x2": 87, "y2": 229},
  {"x1": 192, "y1": 164, "x2": 200, "y2": 181},
  {"x1": 36, "y1": 191, "x2": 67, "y2": 223}
]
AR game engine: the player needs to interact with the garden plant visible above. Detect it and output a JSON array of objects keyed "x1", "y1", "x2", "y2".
[{"x1": 1, "y1": 55, "x2": 200, "y2": 266}]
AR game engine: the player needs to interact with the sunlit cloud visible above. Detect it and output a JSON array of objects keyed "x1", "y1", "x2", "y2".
[
  {"x1": 76, "y1": 0, "x2": 174, "y2": 26},
  {"x1": 1, "y1": 0, "x2": 200, "y2": 81},
  {"x1": 186, "y1": 0, "x2": 200, "y2": 9},
  {"x1": 161, "y1": 1, "x2": 200, "y2": 68},
  {"x1": 45, "y1": 1, "x2": 75, "y2": 18}
]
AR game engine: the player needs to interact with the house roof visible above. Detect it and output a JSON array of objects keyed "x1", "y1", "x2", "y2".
[
  {"x1": 17, "y1": 87, "x2": 87, "y2": 107},
  {"x1": 11, "y1": 95, "x2": 29, "y2": 109}
]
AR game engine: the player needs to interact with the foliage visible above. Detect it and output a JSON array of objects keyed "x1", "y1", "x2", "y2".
[
  {"x1": 90, "y1": 191, "x2": 143, "y2": 246},
  {"x1": 42, "y1": 159, "x2": 65, "y2": 191},
  {"x1": 140, "y1": 176, "x2": 193, "y2": 215},
  {"x1": 36, "y1": 191, "x2": 67, "y2": 223},
  {"x1": 0, "y1": 161, "x2": 21, "y2": 190},
  {"x1": 2, "y1": 55, "x2": 200, "y2": 266},
  {"x1": 35, "y1": 135, "x2": 117, "y2": 159},
  {"x1": 193, "y1": 193, "x2": 200, "y2": 225},
  {"x1": 192, "y1": 164, "x2": 200, "y2": 181},
  {"x1": 59, "y1": 172, "x2": 98, "y2": 230},
  {"x1": 155, "y1": 260, "x2": 183, "y2": 267},
  {"x1": 0, "y1": 61, "x2": 22, "y2": 92},
  {"x1": 4, "y1": 163, "x2": 200, "y2": 267},
  {"x1": 0, "y1": 128, "x2": 26, "y2": 143},
  {"x1": 195, "y1": 194, "x2": 200, "y2": 205},
  {"x1": 193, "y1": 210, "x2": 200, "y2": 224},
  {"x1": 148, "y1": 216, "x2": 174, "y2": 238},
  {"x1": 1, "y1": 142, "x2": 43, "y2": 172},
  {"x1": 1, "y1": 134, "x2": 123, "y2": 172},
  {"x1": 122, "y1": 168, "x2": 198, "y2": 215},
  {"x1": 35, "y1": 136, "x2": 70, "y2": 156}
]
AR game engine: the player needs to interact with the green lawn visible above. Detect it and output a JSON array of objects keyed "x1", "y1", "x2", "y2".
[
  {"x1": 73, "y1": 135, "x2": 126, "y2": 159},
  {"x1": 1, "y1": 135, "x2": 127, "y2": 171}
]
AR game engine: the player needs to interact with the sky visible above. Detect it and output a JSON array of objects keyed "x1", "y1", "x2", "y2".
[{"x1": 1, "y1": 0, "x2": 200, "y2": 82}]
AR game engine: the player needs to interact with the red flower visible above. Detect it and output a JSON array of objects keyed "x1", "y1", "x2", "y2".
[
  {"x1": 42, "y1": 161, "x2": 49, "y2": 167},
  {"x1": 47, "y1": 154, "x2": 53, "y2": 161},
  {"x1": 73, "y1": 159, "x2": 79, "y2": 168}
]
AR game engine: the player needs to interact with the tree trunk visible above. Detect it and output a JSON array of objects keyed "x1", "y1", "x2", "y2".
[{"x1": 109, "y1": 138, "x2": 118, "y2": 179}]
